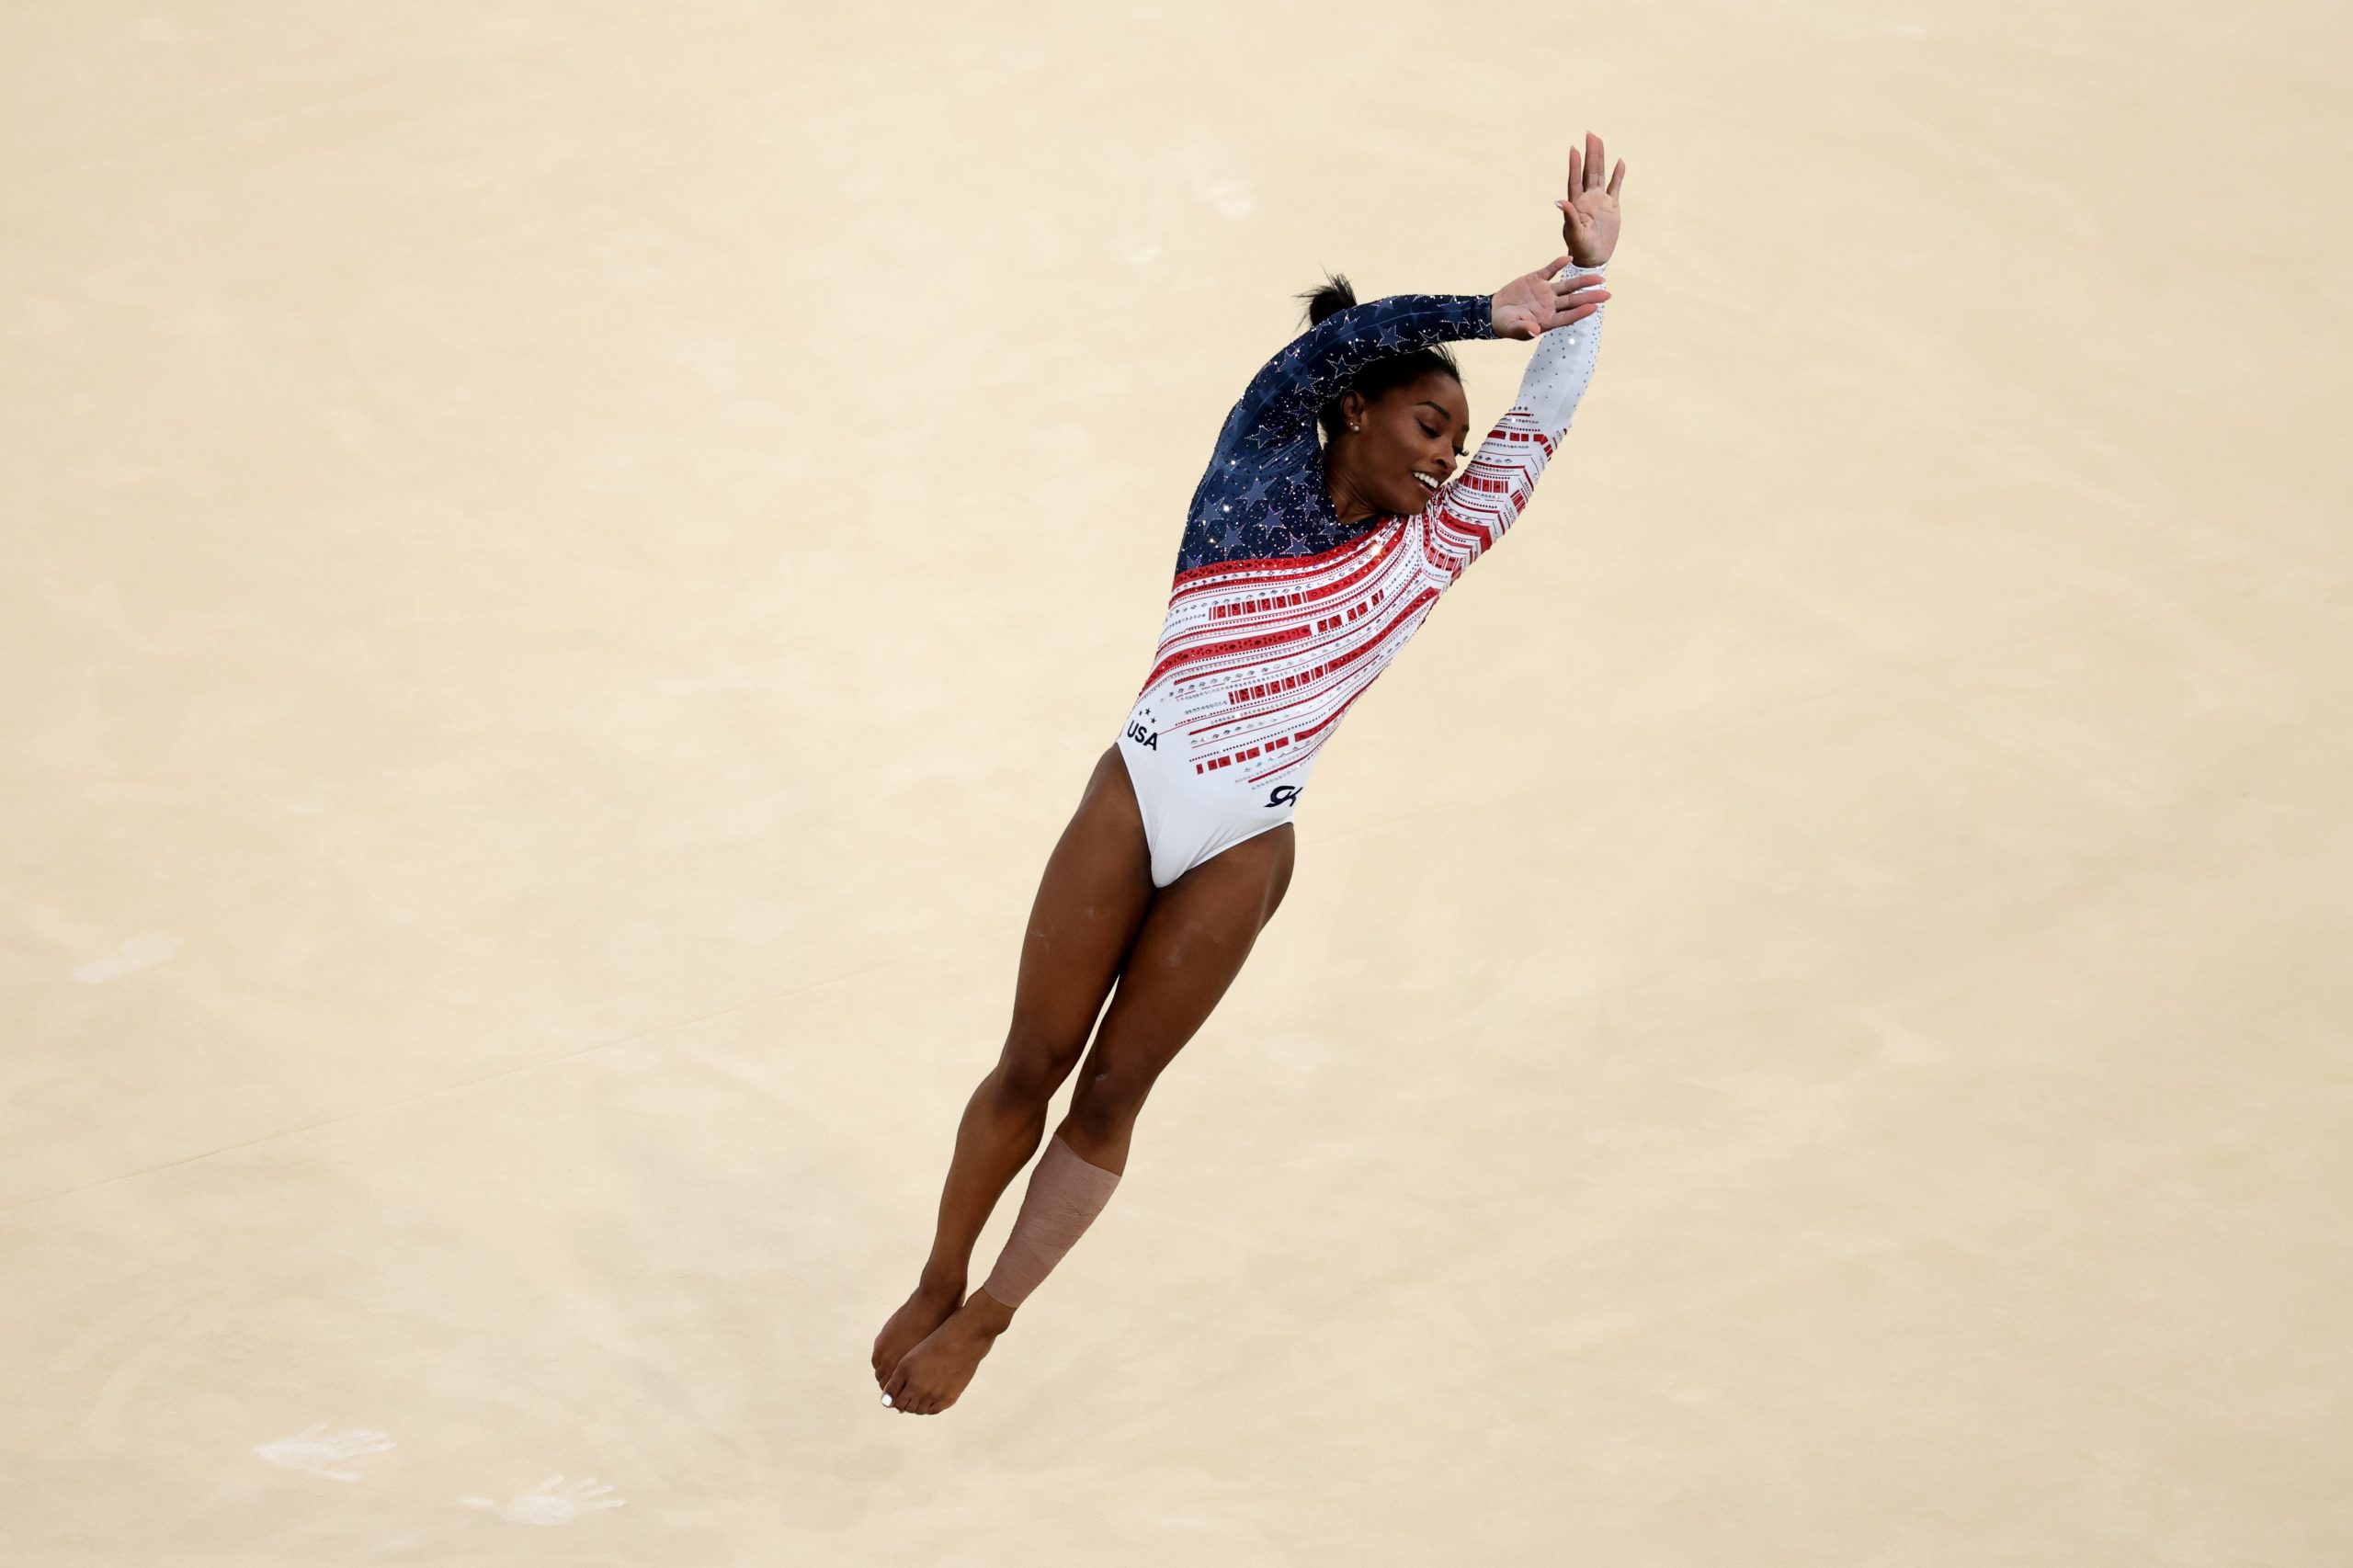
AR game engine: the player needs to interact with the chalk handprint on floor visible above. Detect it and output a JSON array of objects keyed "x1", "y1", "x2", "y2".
[
  {"x1": 254, "y1": 1424, "x2": 395, "y2": 1482},
  {"x1": 460, "y1": 1474, "x2": 627, "y2": 1526}
]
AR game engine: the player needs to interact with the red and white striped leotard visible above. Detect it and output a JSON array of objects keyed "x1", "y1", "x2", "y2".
[{"x1": 1116, "y1": 262, "x2": 1610, "y2": 887}]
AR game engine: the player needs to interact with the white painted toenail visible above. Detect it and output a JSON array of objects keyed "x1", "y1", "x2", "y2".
[{"x1": 881, "y1": 1393, "x2": 892, "y2": 1406}]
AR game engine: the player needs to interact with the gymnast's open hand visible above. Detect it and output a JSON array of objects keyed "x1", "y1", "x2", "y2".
[
  {"x1": 1490, "y1": 257, "x2": 1610, "y2": 341},
  {"x1": 1557, "y1": 130, "x2": 1626, "y2": 267}
]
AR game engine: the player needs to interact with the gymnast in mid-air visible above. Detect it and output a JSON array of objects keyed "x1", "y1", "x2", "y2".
[{"x1": 875, "y1": 132, "x2": 1629, "y2": 1414}]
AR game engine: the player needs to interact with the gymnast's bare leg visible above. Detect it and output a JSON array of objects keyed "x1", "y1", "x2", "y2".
[
  {"x1": 879, "y1": 799, "x2": 1294, "y2": 1414},
  {"x1": 869, "y1": 744, "x2": 1154, "y2": 1384}
]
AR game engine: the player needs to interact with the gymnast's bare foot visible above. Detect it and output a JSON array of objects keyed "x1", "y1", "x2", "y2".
[
  {"x1": 872, "y1": 1276, "x2": 963, "y2": 1386},
  {"x1": 881, "y1": 1288, "x2": 1015, "y2": 1415}
]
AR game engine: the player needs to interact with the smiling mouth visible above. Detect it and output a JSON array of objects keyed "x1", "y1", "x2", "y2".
[{"x1": 1412, "y1": 472, "x2": 1439, "y2": 494}]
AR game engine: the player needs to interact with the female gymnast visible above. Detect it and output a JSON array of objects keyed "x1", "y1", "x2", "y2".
[{"x1": 875, "y1": 133, "x2": 1628, "y2": 1415}]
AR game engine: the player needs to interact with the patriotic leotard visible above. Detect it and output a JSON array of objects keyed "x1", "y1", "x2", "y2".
[{"x1": 1116, "y1": 263, "x2": 1609, "y2": 887}]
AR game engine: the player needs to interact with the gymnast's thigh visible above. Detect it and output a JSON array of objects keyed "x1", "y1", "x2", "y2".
[
  {"x1": 1000, "y1": 745, "x2": 1157, "y2": 1066},
  {"x1": 1073, "y1": 818, "x2": 1294, "y2": 1096}
]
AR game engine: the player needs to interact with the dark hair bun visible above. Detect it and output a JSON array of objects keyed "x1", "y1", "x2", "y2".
[
  {"x1": 1284, "y1": 269, "x2": 1462, "y2": 447},
  {"x1": 1298, "y1": 271, "x2": 1358, "y2": 326}
]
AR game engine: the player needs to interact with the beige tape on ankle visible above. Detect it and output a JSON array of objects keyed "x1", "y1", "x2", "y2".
[{"x1": 979, "y1": 1133, "x2": 1122, "y2": 1310}]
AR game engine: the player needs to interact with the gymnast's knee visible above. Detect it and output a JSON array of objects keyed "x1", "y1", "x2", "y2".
[
  {"x1": 1065, "y1": 1067, "x2": 1153, "y2": 1142},
  {"x1": 992, "y1": 1022, "x2": 1087, "y2": 1108}
]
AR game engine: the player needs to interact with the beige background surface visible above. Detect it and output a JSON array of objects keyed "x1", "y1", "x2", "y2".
[{"x1": 4, "y1": 2, "x2": 2348, "y2": 1563}]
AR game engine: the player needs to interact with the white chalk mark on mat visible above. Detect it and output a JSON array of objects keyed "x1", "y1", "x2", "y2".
[
  {"x1": 254, "y1": 1424, "x2": 395, "y2": 1482},
  {"x1": 460, "y1": 1474, "x2": 627, "y2": 1526}
]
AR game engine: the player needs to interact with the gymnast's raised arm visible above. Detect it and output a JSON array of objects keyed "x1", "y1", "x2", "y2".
[
  {"x1": 1425, "y1": 133, "x2": 1629, "y2": 579},
  {"x1": 1221, "y1": 251, "x2": 1613, "y2": 452}
]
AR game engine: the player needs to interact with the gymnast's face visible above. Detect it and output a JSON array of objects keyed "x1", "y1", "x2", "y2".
[{"x1": 1335, "y1": 370, "x2": 1471, "y2": 518}]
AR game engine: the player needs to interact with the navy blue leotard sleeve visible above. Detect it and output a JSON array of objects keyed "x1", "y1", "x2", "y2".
[{"x1": 1176, "y1": 292, "x2": 1493, "y2": 574}]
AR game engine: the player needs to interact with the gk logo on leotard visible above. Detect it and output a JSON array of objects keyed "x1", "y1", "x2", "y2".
[
  {"x1": 1124, "y1": 720, "x2": 1158, "y2": 750},
  {"x1": 1265, "y1": 786, "x2": 1301, "y2": 809}
]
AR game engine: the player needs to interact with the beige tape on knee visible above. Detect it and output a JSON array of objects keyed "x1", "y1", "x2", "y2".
[{"x1": 979, "y1": 1132, "x2": 1121, "y2": 1310}]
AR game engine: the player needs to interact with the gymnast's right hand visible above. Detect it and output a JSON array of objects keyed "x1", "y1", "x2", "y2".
[{"x1": 1490, "y1": 256, "x2": 1609, "y2": 341}]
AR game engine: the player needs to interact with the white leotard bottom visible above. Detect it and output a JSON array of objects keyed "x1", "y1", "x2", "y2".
[{"x1": 1116, "y1": 715, "x2": 1294, "y2": 889}]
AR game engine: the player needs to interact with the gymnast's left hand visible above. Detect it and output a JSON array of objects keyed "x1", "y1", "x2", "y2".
[{"x1": 1490, "y1": 257, "x2": 1610, "y2": 340}]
